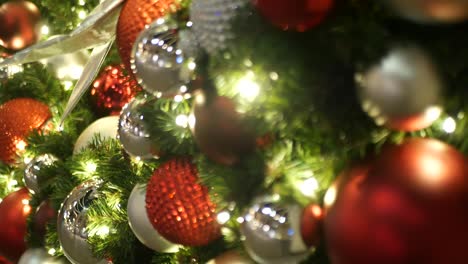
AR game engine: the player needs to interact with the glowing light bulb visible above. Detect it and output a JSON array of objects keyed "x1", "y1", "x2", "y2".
[
  {"x1": 175, "y1": 114, "x2": 189, "y2": 128},
  {"x1": 48, "y1": 248, "x2": 56, "y2": 255},
  {"x1": 85, "y1": 161, "x2": 97, "y2": 173},
  {"x1": 217, "y1": 211, "x2": 231, "y2": 224},
  {"x1": 236, "y1": 75, "x2": 260, "y2": 101},
  {"x1": 78, "y1": 10, "x2": 87, "y2": 19},
  {"x1": 442, "y1": 117, "x2": 456, "y2": 133},
  {"x1": 40, "y1": 25, "x2": 50, "y2": 35},
  {"x1": 300, "y1": 177, "x2": 319, "y2": 197}
]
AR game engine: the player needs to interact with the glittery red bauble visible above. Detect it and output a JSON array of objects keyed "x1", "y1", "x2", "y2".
[
  {"x1": 145, "y1": 157, "x2": 221, "y2": 246},
  {"x1": 324, "y1": 138, "x2": 468, "y2": 264},
  {"x1": 252, "y1": 0, "x2": 333, "y2": 32},
  {"x1": 301, "y1": 203, "x2": 324, "y2": 247},
  {"x1": 0, "y1": 98, "x2": 51, "y2": 164},
  {"x1": 116, "y1": 0, "x2": 181, "y2": 74},
  {"x1": 0, "y1": 1, "x2": 40, "y2": 50},
  {"x1": 192, "y1": 94, "x2": 256, "y2": 166},
  {"x1": 0, "y1": 188, "x2": 31, "y2": 262},
  {"x1": 90, "y1": 64, "x2": 141, "y2": 116}
]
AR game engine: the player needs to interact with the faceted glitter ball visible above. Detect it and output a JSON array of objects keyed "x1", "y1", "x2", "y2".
[
  {"x1": 90, "y1": 64, "x2": 141, "y2": 116},
  {"x1": 118, "y1": 95, "x2": 158, "y2": 160},
  {"x1": 23, "y1": 154, "x2": 58, "y2": 194},
  {"x1": 0, "y1": 98, "x2": 51, "y2": 164},
  {"x1": 240, "y1": 200, "x2": 310, "y2": 264},
  {"x1": 57, "y1": 181, "x2": 105, "y2": 264},
  {"x1": 117, "y1": 0, "x2": 181, "y2": 74},
  {"x1": 145, "y1": 157, "x2": 221, "y2": 246},
  {"x1": 131, "y1": 16, "x2": 195, "y2": 97},
  {"x1": 190, "y1": 0, "x2": 250, "y2": 54}
]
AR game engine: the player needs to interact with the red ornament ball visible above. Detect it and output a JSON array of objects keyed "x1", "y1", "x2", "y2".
[
  {"x1": 0, "y1": 188, "x2": 31, "y2": 262},
  {"x1": 300, "y1": 203, "x2": 324, "y2": 247},
  {"x1": 33, "y1": 200, "x2": 56, "y2": 240},
  {"x1": 116, "y1": 0, "x2": 181, "y2": 74},
  {"x1": 90, "y1": 64, "x2": 141, "y2": 116},
  {"x1": 0, "y1": 256, "x2": 11, "y2": 264},
  {"x1": 252, "y1": 0, "x2": 334, "y2": 31},
  {"x1": 145, "y1": 157, "x2": 221, "y2": 246},
  {"x1": 324, "y1": 138, "x2": 468, "y2": 264},
  {"x1": 0, "y1": 98, "x2": 51, "y2": 164},
  {"x1": 0, "y1": 1, "x2": 40, "y2": 50}
]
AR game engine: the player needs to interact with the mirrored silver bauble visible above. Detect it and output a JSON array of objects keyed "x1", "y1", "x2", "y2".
[
  {"x1": 57, "y1": 181, "x2": 105, "y2": 264},
  {"x1": 130, "y1": 16, "x2": 195, "y2": 97},
  {"x1": 190, "y1": 0, "x2": 249, "y2": 55},
  {"x1": 24, "y1": 154, "x2": 58, "y2": 194},
  {"x1": 18, "y1": 248, "x2": 66, "y2": 264},
  {"x1": 356, "y1": 46, "x2": 443, "y2": 131},
  {"x1": 127, "y1": 184, "x2": 179, "y2": 252},
  {"x1": 240, "y1": 200, "x2": 309, "y2": 264},
  {"x1": 118, "y1": 95, "x2": 158, "y2": 160}
]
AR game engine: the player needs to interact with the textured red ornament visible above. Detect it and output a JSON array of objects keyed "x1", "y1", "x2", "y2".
[
  {"x1": 192, "y1": 94, "x2": 256, "y2": 166},
  {"x1": 0, "y1": 188, "x2": 31, "y2": 262},
  {"x1": 90, "y1": 64, "x2": 141, "y2": 116},
  {"x1": 116, "y1": 0, "x2": 181, "y2": 74},
  {"x1": 145, "y1": 157, "x2": 221, "y2": 246},
  {"x1": 300, "y1": 203, "x2": 324, "y2": 247},
  {"x1": 324, "y1": 138, "x2": 468, "y2": 264},
  {"x1": 0, "y1": 1, "x2": 40, "y2": 50},
  {"x1": 0, "y1": 98, "x2": 51, "y2": 164},
  {"x1": 252, "y1": 0, "x2": 333, "y2": 32}
]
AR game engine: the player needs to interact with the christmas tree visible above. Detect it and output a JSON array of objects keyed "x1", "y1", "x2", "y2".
[{"x1": 0, "y1": 0, "x2": 467, "y2": 263}]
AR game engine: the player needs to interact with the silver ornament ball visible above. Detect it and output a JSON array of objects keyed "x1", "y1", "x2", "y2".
[
  {"x1": 240, "y1": 200, "x2": 310, "y2": 264},
  {"x1": 118, "y1": 95, "x2": 158, "y2": 160},
  {"x1": 127, "y1": 184, "x2": 179, "y2": 252},
  {"x1": 190, "y1": 0, "x2": 249, "y2": 55},
  {"x1": 18, "y1": 248, "x2": 66, "y2": 264},
  {"x1": 130, "y1": 16, "x2": 195, "y2": 97},
  {"x1": 57, "y1": 181, "x2": 105, "y2": 264},
  {"x1": 356, "y1": 46, "x2": 443, "y2": 131},
  {"x1": 24, "y1": 154, "x2": 58, "y2": 194}
]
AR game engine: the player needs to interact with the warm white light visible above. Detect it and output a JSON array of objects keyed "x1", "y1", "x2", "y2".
[
  {"x1": 40, "y1": 25, "x2": 50, "y2": 35},
  {"x1": 8, "y1": 179, "x2": 18, "y2": 189},
  {"x1": 236, "y1": 75, "x2": 260, "y2": 101},
  {"x1": 78, "y1": 0, "x2": 86, "y2": 5},
  {"x1": 424, "y1": 106, "x2": 442, "y2": 123},
  {"x1": 175, "y1": 114, "x2": 189, "y2": 128},
  {"x1": 269, "y1": 72, "x2": 279, "y2": 81},
  {"x1": 94, "y1": 225, "x2": 110, "y2": 237},
  {"x1": 217, "y1": 211, "x2": 231, "y2": 224},
  {"x1": 300, "y1": 177, "x2": 319, "y2": 197},
  {"x1": 442, "y1": 117, "x2": 456, "y2": 133},
  {"x1": 174, "y1": 94, "x2": 183, "y2": 102},
  {"x1": 78, "y1": 10, "x2": 87, "y2": 19},
  {"x1": 188, "y1": 114, "x2": 196, "y2": 129},
  {"x1": 63, "y1": 80, "x2": 73, "y2": 91},
  {"x1": 324, "y1": 185, "x2": 338, "y2": 208},
  {"x1": 57, "y1": 65, "x2": 84, "y2": 80},
  {"x1": 188, "y1": 61, "x2": 196, "y2": 70},
  {"x1": 237, "y1": 217, "x2": 245, "y2": 224},
  {"x1": 8, "y1": 65, "x2": 23, "y2": 75},
  {"x1": 85, "y1": 161, "x2": 97, "y2": 173},
  {"x1": 22, "y1": 199, "x2": 29, "y2": 205},
  {"x1": 15, "y1": 139, "x2": 27, "y2": 151},
  {"x1": 48, "y1": 248, "x2": 56, "y2": 255},
  {"x1": 186, "y1": 21, "x2": 193, "y2": 27}
]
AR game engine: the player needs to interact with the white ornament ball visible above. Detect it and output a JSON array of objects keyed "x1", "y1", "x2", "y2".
[
  {"x1": 18, "y1": 248, "x2": 66, "y2": 264},
  {"x1": 356, "y1": 46, "x2": 443, "y2": 131},
  {"x1": 74, "y1": 116, "x2": 119, "y2": 154},
  {"x1": 207, "y1": 251, "x2": 253, "y2": 264},
  {"x1": 128, "y1": 184, "x2": 179, "y2": 253}
]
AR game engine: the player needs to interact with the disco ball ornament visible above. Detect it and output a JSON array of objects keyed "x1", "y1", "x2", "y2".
[
  {"x1": 131, "y1": 16, "x2": 196, "y2": 97},
  {"x1": 23, "y1": 154, "x2": 58, "y2": 194},
  {"x1": 128, "y1": 184, "x2": 179, "y2": 252},
  {"x1": 324, "y1": 138, "x2": 468, "y2": 264},
  {"x1": 118, "y1": 95, "x2": 158, "y2": 160},
  {"x1": 57, "y1": 181, "x2": 106, "y2": 264},
  {"x1": 0, "y1": 1, "x2": 40, "y2": 50},
  {"x1": 73, "y1": 116, "x2": 119, "y2": 154},
  {"x1": 145, "y1": 157, "x2": 221, "y2": 246},
  {"x1": 356, "y1": 46, "x2": 443, "y2": 131},
  {"x1": 0, "y1": 188, "x2": 31, "y2": 262},
  {"x1": 240, "y1": 199, "x2": 310, "y2": 264},
  {"x1": 191, "y1": 93, "x2": 256, "y2": 165},
  {"x1": 0, "y1": 98, "x2": 51, "y2": 164},
  {"x1": 387, "y1": 0, "x2": 468, "y2": 23},
  {"x1": 253, "y1": 0, "x2": 334, "y2": 31},
  {"x1": 90, "y1": 64, "x2": 141, "y2": 116},
  {"x1": 117, "y1": 0, "x2": 182, "y2": 74},
  {"x1": 190, "y1": 0, "x2": 250, "y2": 55}
]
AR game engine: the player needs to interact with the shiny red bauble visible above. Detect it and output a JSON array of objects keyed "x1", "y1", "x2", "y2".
[
  {"x1": 116, "y1": 0, "x2": 181, "y2": 74},
  {"x1": 90, "y1": 64, "x2": 141, "y2": 116},
  {"x1": 0, "y1": 1, "x2": 40, "y2": 50},
  {"x1": 300, "y1": 203, "x2": 324, "y2": 247},
  {"x1": 324, "y1": 138, "x2": 468, "y2": 264},
  {"x1": 0, "y1": 188, "x2": 31, "y2": 262},
  {"x1": 252, "y1": 0, "x2": 334, "y2": 31},
  {"x1": 145, "y1": 157, "x2": 221, "y2": 246},
  {"x1": 33, "y1": 200, "x2": 56, "y2": 240}
]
